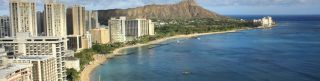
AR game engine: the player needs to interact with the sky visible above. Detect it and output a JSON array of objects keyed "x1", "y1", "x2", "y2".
[{"x1": 0, "y1": 0, "x2": 320, "y2": 16}]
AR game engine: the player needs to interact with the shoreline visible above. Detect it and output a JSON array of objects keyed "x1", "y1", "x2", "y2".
[{"x1": 80, "y1": 28, "x2": 249, "y2": 81}]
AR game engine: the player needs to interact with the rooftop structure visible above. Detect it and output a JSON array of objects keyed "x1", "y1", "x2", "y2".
[
  {"x1": 13, "y1": 55, "x2": 57, "y2": 81},
  {"x1": 0, "y1": 64, "x2": 33, "y2": 81}
]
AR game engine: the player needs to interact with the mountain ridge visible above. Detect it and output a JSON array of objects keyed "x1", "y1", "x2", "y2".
[{"x1": 98, "y1": 0, "x2": 225, "y2": 25}]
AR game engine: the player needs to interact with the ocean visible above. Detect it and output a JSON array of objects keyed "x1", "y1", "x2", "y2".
[{"x1": 91, "y1": 15, "x2": 320, "y2": 81}]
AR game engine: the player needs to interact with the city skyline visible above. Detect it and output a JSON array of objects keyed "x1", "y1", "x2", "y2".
[{"x1": 0, "y1": 0, "x2": 320, "y2": 15}]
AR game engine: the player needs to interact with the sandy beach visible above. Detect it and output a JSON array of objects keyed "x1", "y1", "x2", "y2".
[{"x1": 79, "y1": 29, "x2": 246, "y2": 81}]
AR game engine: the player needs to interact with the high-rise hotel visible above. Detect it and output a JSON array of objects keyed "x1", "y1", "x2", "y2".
[
  {"x1": 0, "y1": 0, "x2": 70, "y2": 81},
  {"x1": 109, "y1": 16, "x2": 155, "y2": 42},
  {"x1": 0, "y1": 16, "x2": 10, "y2": 38},
  {"x1": 44, "y1": 1, "x2": 67, "y2": 37},
  {"x1": 9, "y1": 0, "x2": 37, "y2": 36},
  {"x1": 66, "y1": 5, "x2": 92, "y2": 51}
]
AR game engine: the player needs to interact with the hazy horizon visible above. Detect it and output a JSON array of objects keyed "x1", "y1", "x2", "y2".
[{"x1": 0, "y1": 0, "x2": 319, "y2": 16}]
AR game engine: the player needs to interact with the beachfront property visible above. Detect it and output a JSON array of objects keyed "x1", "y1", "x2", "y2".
[
  {"x1": 109, "y1": 17, "x2": 127, "y2": 43},
  {"x1": 0, "y1": 16, "x2": 10, "y2": 38},
  {"x1": 91, "y1": 28, "x2": 110, "y2": 44},
  {"x1": 253, "y1": 16, "x2": 274, "y2": 27},
  {"x1": 9, "y1": 0, "x2": 37, "y2": 37},
  {"x1": 108, "y1": 16, "x2": 156, "y2": 42},
  {"x1": 0, "y1": 32, "x2": 68, "y2": 81},
  {"x1": 12, "y1": 55, "x2": 58, "y2": 81},
  {"x1": 125, "y1": 18, "x2": 155, "y2": 41}
]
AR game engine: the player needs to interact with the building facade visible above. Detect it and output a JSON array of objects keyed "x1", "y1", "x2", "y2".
[
  {"x1": 0, "y1": 64, "x2": 33, "y2": 81},
  {"x1": 125, "y1": 18, "x2": 155, "y2": 38},
  {"x1": 36, "y1": 11, "x2": 44, "y2": 36},
  {"x1": 67, "y1": 5, "x2": 91, "y2": 51},
  {"x1": 66, "y1": 5, "x2": 85, "y2": 36},
  {"x1": 91, "y1": 28, "x2": 110, "y2": 44},
  {"x1": 0, "y1": 47, "x2": 8, "y2": 66},
  {"x1": 9, "y1": 0, "x2": 37, "y2": 36},
  {"x1": 64, "y1": 57, "x2": 80, "y2": 71},
  {"x1": 108, "y1": 17, "x2": 126, "y2": 43},
  {"x1": 85, "y1": 10, "x2": 100, "y2": 30},
  {"x1": 12, "y1": 55, "x2": 57, "y2": 81},
  {"x1": 44, "y1": 2, "x2": 67, "y2": 37},
  {"x1": 0, "y1": 32, "x2": 67, "y2": 81},
  {"x1": 0, "y1": 16, "x2": 10, "y2": 38},
  {"x1": 253, "y1": 16, "x2": 274, "y2": 27}
]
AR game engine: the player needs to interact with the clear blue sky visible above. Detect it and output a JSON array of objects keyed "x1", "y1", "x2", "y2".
[{"x1": 0, "y1": 0, "x2": 320, "y2": 16}]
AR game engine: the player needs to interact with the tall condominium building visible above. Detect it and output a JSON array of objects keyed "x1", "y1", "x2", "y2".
[
  {"x1": 85, "y1": 10, "x2": 100, "y2": 30},
  {"x1": 36, "y1": 11, "x2": 44, "y2": 36},
  {"x1": 9, "y1": 0, "x2": 37, "y2": 36},
  {"x1": 0, "y1": 32, "x2": 68, "y2": 81},
  {"x1": 66, "y1": 5, "x2": 85, "y2": 36},
  {"x1": 0, "y1": 16, "x2": 10, "y2": 38},
  {"x1": 125, "y1": 18, "x2": 155, "y2": 38},
  {"x1": 109, "y1": 17, "x2": 127, "y2": 43},
  {"x1": 12, "y1": 55, "x2": 57, "y2": 81},
  {"x1": 44, "y1": 2, "x2": 67, "y2": 37},
  {"x1": 66, "y1": 5, "x2": 91, "y2": 51},
  {"x1": 0, "y1": 64, "x2": 33, "y2": 81},
  {"x1": 91, "y1": 28, "x2": 110, "y2": 44}
]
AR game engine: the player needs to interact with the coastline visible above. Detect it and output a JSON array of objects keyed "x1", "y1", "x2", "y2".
[{"x1": 80, "y1": 28, "x2": 249, "y2": 81}]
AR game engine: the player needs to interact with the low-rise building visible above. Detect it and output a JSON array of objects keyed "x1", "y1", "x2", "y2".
[
  {"x1": 64, "y1": 57, "x2": 80, "y2": 71},
  {"x1": 91, "y1": 28, "x2": 110, "y2": 44}
]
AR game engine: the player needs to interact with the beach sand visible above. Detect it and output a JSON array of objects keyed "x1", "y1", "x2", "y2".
[{"x1": 79, "y1": 29, "x2": 245, "y2": 81}]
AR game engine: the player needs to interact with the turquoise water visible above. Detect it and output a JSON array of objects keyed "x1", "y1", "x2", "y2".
[{"x1": 91, "y1": 16, "x2": 320, "y2": 81}]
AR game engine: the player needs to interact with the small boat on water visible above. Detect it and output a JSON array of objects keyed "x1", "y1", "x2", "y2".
[{"x1": 182, "y1": 71, "x2": 191, "y2": 75}]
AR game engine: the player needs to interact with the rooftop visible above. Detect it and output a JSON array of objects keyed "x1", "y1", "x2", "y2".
[
  {"x1": 0, "y1": 64, "x2": 32, "y2": 79},
  {"x1": 17, "y1": 55, "x2": 54, "y2": 61},
  {"x1": 64, "y1": 57, "x2": 79, "y2": 61}
]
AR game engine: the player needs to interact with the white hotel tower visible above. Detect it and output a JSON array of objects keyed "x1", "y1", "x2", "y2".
[{"x1": 9, "y1": 0, "x2": 37, "y2": 36}]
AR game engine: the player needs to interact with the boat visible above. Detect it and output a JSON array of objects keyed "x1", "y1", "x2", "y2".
[{"x1": 182, "y1": 71, "x2": 191, "y2": 75}]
